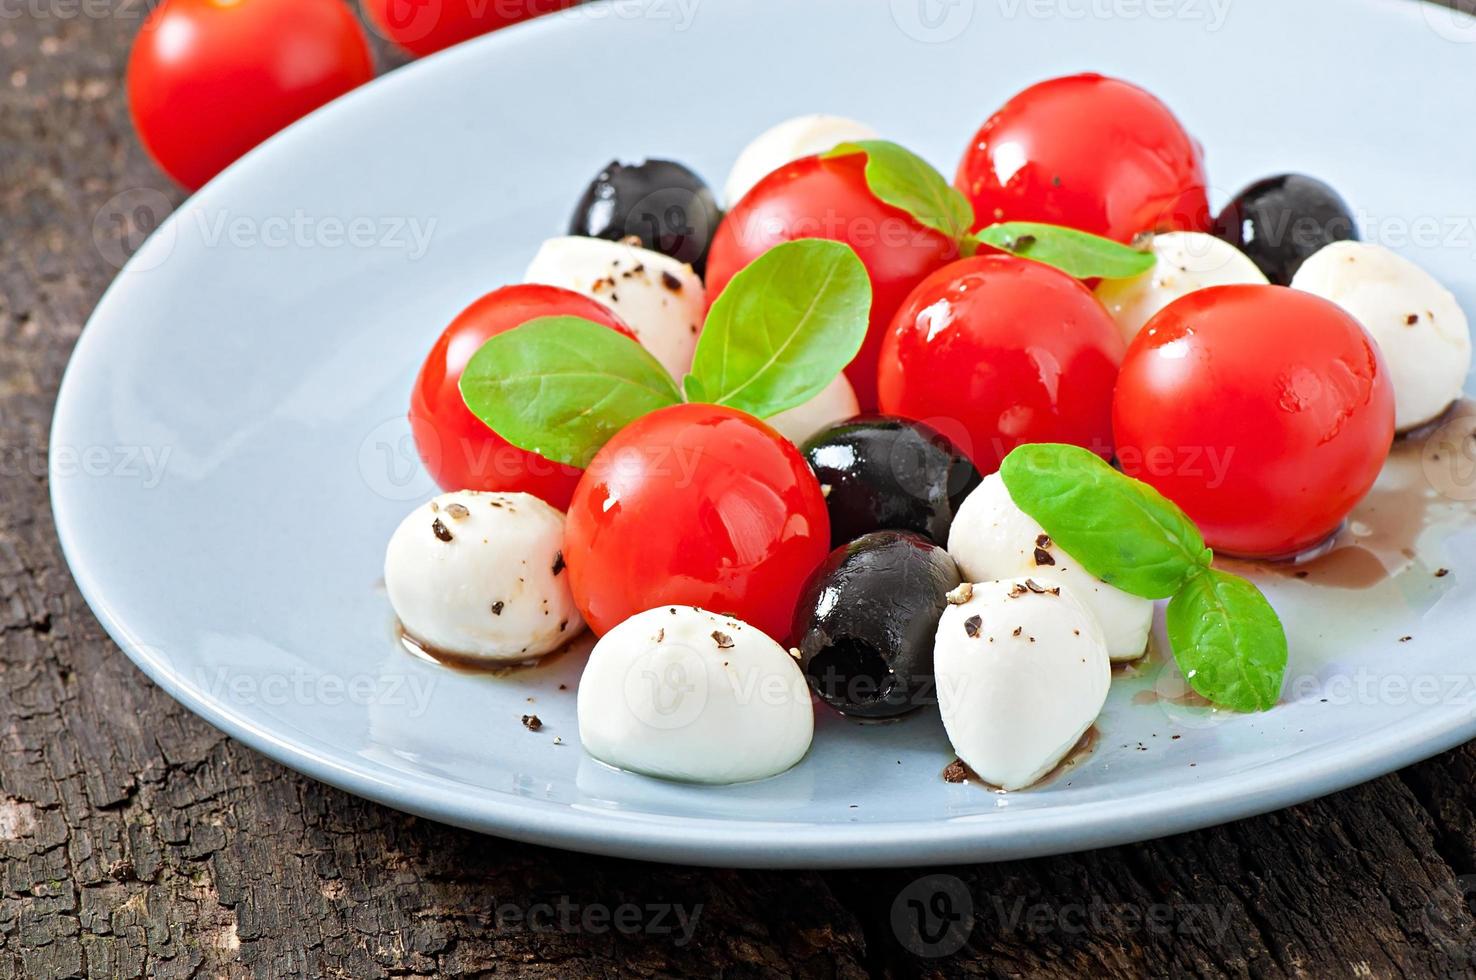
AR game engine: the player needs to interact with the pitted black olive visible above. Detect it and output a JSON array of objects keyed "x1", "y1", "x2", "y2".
[
  {"x1": 792, "y1": 530, "x2": 961, "y2": 719},
  {"x1": 569, "y1": 159, "x2": 722, "y2": 274},
  {"x1": 1211, "y1": 174, "x2": 1358, "y2": 285},
  {"x1": 802, "y1": 416, "x2": 981, "y2": 548}
]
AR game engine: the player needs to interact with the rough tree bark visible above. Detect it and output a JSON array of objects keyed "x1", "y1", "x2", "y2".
[{"x1": 2, "y1": 3, "x2": 1475, "y2": 977}]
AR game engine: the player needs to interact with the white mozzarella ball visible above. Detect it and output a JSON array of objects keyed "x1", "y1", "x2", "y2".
[
  {"x1": 766, "y1": 375, "x2": 859, "y2": 446},
  {"x1": 935, "y1": 577, "x2": 1110, "y2": 791},
  {"x1": 947, "y1": 474, "x2": 1152, "y2": 662},
  {"x1": 384, "y1": 491, "x2": 583, "y2": 663},
  {"x1": 1291, "y1": 241, "x2": 1472, "y2": 432},
  {"x1": 724, "y1": 114, "x2": 879, "y2": 205},
  {"x1": 524, "y1": 236, "x2": 704, "y2": 379},
  {"x1": 1095, "y1": 232, "x2": 1267, "y2": 343},
  {"x1": 577, "y1": 606, "x2": 813, "y2": 784}
]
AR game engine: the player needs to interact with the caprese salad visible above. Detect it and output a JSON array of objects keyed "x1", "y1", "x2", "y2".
[{"x1": 384, "y1": 73, "x2": 1471, "y2": 790}]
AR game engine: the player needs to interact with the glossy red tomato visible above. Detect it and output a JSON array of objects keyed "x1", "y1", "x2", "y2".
[
  {"x1": 956, "y1": 74, "x2": 1209, "y2": 243},
  {"x1": 363, "y1": 0, "x2": 574, "y2": 57},
  {"x1": 127, "y1": 0, "x2": 373, "y2": 190},
  {"x1": 878, "y1": 255, "x2": 1126, "y2": 474},
  {"x1": 565, "y1": 403, "x2": 831, "y2": 640},
  {"x1": 410, "y1": 285, "x2": 635, "y2": 509},
  {"x1": 705, "y1": 153, "x2": 960, "y2": 411},
  {"x1": 1114, "y1": 285, "x2": 1395, "y2": 559}
]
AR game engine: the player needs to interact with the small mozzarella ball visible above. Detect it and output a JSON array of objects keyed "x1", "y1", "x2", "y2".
[
  {"x1": 947, "y1": 474, "x2": 1152, "y2": 661},
  {"x1": 385, "y1": 491, "x2": 583, "y2": 662},
  {"x1": 766, "y1": 375, "x2": 859, "y2": 446},
  {"x1": 577, "y1": 606, "x2": 813, "y2": 784},
  {"x1": 1291, "y1": 241, "x2": 1472, "y2": 432},
  {"x1": 935, "y1": 577, "x2": 1110, "y2": 791},
  {"x1": 1095, "y1": 232, "x2": 1268, "y2": 343},
  {"x1": 724, "y1": 114, "x2": 879, "y2": 205},
  {"x1": 525, "y1": 236, "x2": 704, "y2": 379}
]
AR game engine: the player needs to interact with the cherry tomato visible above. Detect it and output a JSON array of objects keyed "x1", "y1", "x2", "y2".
[
  {"x1": 410, "y1": 285, "x2": 635, "y2": 509},
  {"x1": 878, "y1": 255, "x2": 1125, "y2": 474},
  {"x1": 956, "y1": 73, "x2": 1209, "y2": 243},
  {"x1": 127, "y1": 0, "x2": 374, "y2": 190},
  {"x1": 564, "y1": 403, "x2": 831, "y2": 640},
  {"x1": 704, "y1": 153, "x2": 960, "y2": 410},
  {"x1": 363, "y1": 0, "x2": 574, "y2": 57},
  {"x1": 1113, "y1": 285, "x2": 1395, "y2": 559}
]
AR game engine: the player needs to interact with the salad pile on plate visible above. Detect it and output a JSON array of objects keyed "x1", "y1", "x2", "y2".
[{"x1": 382, "y1": 73, "x2": 1471, "y2": 791}]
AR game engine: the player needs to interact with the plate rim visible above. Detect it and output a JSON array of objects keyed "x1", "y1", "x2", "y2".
[{"x1": 50, "y1": 0, "x2": 1476, "y2": 868}]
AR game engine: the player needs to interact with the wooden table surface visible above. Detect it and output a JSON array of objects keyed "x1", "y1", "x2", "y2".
[{"x1": 5, "y1": 2, "x2": 1476, "y2": 976}]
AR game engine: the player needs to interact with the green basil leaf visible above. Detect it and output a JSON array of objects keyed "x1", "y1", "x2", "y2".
[
  {"x1": 1166, "y1": 567, "x2": 1288, "y2": 712},
  {"x1": 823, "y1": 140, "x2": 974, "y2": 242},
  {"x1": 971, "y1": 222, "x2": 1156, "y2": 279},
  {"x1": 999, "y1": 443, "x2": 1211, "y2": 599},
  {"x1": 460, "y1": 315, "x2": 682, "y2": 468},
  {"x1": 684, "y1": 239, "x2": 870, "y2": 418}
]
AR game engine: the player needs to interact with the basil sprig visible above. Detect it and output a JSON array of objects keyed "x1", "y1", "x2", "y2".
[
  {"x1": 1000, "y1": 444, "x2": 1210, "y2": 598},
  {"x1": 823, "y1": 140, "x2": 974, "y2": 242},
  {"x1": 459, "y1": 316, "x2": 682, "y2": 467},
  {"x1": 972, "y1": 222, "x2": 1156, "y2": 279},
  {"x1": 1166, "y1": 569, "x2": 1287, "y2": 712},
  {"x1": 823, "y1": 138, "x2": 1156, "y2": 280},
  {"x1": 684, "y1": 240, "x2": 870, "y2": 418},
  {"x1": 459, "y1": 239, "x2": 871, "y2": 467},
  {"x1": 1000, "y1": 443, "x2": 1287, "y2": 712}
]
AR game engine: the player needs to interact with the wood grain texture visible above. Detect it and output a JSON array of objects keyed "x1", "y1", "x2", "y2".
[{"x1": 3, "y1": 2, "x2": 1476, "y2": 976}]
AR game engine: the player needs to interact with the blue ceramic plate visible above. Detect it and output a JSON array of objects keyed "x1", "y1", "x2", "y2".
[{"x1": 52, "y1": 0, "x2": 1476, "y2": 867}]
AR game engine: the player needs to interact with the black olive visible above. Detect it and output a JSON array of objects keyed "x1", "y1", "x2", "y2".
[
  {"x1": 792, "y1": 530, "x2": 961, "y2": 719},
  {"x1": 802, "y1": 416, "x2": 981, "y2": 548},
  {"x1": 1211, "y1": 174, "x2": 1358, "y2": 285},
  {"x1": 568, "y1": 159, "x2": 722, "y2": 275}
]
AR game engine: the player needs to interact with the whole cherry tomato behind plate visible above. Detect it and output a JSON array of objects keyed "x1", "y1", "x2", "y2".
[
  {"x1": 956, "y1": 73, "x2": 1209, "y2": 243},
  {"x1": 1113, "y1": 284, "x2": 1396, "y2": 559},
  {"x1": 410, "y1": 285, "x2": 635, "y2": 510},
  {"x1": 127, "y1": 0, "x2": 374, "y2": 190}
]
